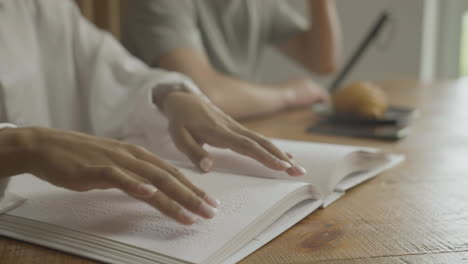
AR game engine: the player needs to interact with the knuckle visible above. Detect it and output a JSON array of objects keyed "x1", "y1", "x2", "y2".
[
  {"x1": 151, "y1": 196, "x2": 180, "y2": 215},
  {"x1": 205, "y1": 123, "x2": 226, "y2": 136},
  {"x1": 116, "y1": 143, "x2": 132, "y2": 155},
  {"x1": 188, "y1": 197, "x2": 203, "y2": 211},
  {"x1": 239, "y1": 137, "x2": 256, "y2": 148},
  {"x1": 195, "y1": 189, "x2": 206, "y2": 199},
  {"x1": 127, "y1": 144, "x2": 147, "y2": 155},
  {"x1": 156, "y1": 174, "x2": 178, "y2": 189},
  {"x1": 165, "y1": 201, "x2": 183, "y2": 216},
  {"x1": 99, "y1": 166, "x2": 120, "y2": 179},
  {"x1": 256, "y1": 136, "x2": 272, "y2": 147},
  {"x1": 166, "y1": 166, "x2": 183, "y2": 177}
]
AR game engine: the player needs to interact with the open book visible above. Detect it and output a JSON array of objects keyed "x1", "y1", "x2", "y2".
[{"x1": 0, "y1": 139, "x2": 403, "y2": 264}]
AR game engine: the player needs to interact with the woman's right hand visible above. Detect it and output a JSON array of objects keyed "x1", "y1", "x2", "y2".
[
  {"x1": 1, "y1": 126, "x2": 218, "y2": 225},
  {"x1": 280, "y1": 78, "x2": 330, "y2": 108}
]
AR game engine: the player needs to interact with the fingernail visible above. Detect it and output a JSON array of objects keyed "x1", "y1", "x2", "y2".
[
  {"x1": 291, "y1": 160, "x2": 307, "y2": 175},
  {"x1": 296, "y1": 166, "x2": 307, "y2": 175},
  {"x1": 138, "y1": 184, "x2": 158, "y2": 197},
  {"x1": 276, "y1": 159, "x2": 292, "y2": 169},
  {"x1": 200, "y1": 158, "x2": 213, "y2": 172},
  {"x1": 204, "y1": 194, "x2": 221, "y2": 208},
  {"x1": 199, "y1": 202, "x2": 217, "y2": 219},
  {"x1": 286, "y1": 152, "x2": 294, "y2": 159},
  {"x1": 178, "y1": 208, "x2": 197, "y2": 225}
]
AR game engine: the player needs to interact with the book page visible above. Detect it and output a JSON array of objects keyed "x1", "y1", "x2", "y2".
[
  {"x1": 152, "y1": 138, "x2": 371, "y2": 196},
  {"x1": 335, "y1": 153, "x2": 404, "y2": 191},
  {"x1": 5, "y1": 169, "x2": 310, "y2": 264},
  {"x1": 129, "y1": 137, "x2": 399, "y2": 199}
]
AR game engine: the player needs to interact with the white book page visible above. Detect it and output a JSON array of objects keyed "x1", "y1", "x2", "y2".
[
  {"x1": 154, "y1": 138, "x2": 369, "y2": 196},
  {"x1": 6, "y1": 169, "x2": 309, "y2": 264},
  {"x1": 335, "y1": 153, "x2": 404, "y2": 191}
]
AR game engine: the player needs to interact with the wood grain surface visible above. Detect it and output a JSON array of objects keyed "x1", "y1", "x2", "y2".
[{"x1": 1, "y1": 79, "x2": 467, "y2": 263}]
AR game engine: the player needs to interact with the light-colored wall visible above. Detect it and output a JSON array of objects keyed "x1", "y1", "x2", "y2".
[{"x1": 258, "y1": 0, "x2": 429, "y2": 87}]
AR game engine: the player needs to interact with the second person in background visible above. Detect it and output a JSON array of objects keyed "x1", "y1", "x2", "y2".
[{"x1": 122, "y1": 0, "x2": 342, "y2": 119}]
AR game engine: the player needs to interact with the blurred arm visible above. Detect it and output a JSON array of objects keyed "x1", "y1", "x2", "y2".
[
  {"x1": 277, "y1": 0, "x2": 342, "y2": 75},
  {"x1": 158, "y1": 48, "x2": 293, "y2": 119}
]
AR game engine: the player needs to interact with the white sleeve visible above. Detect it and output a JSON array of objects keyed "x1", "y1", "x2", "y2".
[
  {"x1": 0, "y1": 124, "x2": 16, "y2": 129},
  {"x1": 64, "y1": 2, "x2": 202, "y2": 149}
]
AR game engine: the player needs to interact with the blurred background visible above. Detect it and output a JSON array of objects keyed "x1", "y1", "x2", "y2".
[{"x1": 75, "y1": 0, "x2": 468, "y2": 87}]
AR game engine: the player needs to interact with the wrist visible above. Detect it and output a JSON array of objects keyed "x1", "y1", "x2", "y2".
[
  {"x1": 152, "y1": 83, "x2": 191, "y2": 113},
  {"x1": 273, "y1": 83, "x2": 295, "y2": 109},
  {"x1": 282, "y1": 89, "x2": 297, "y2": 108},
  {"x1": 162, "y1": 91, "x2": 197, "y2": 115},
  {"x1": 310, "y1": 0, "x2": 334, "y2": 16},
  {"x1": 0, "y1": 127, "x2": 38, "y2": 176}
]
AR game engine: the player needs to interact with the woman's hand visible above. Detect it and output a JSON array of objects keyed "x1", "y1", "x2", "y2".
[
  {"x1": 280, "y1": 78, "x2": 330, "y2": 108},
  {"x1": 1, "y1": 127, "x2": 218, "y2": 225},
  {"x1": 161, "y1": 92, "x2": 307, "y2": 176}
]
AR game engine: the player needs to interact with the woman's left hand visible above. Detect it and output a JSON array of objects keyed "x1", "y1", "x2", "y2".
[{"x1": 160, "y1": 92, "x2": 306, "y2": 176}]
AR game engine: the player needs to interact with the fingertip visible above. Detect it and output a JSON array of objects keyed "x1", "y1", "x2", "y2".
[
  {"x1": 199, "y1": 202, "x2": 217, "y2": 219},
  {"x1": 286, "y1": 167, "x2": 301, "y2": 177},
  {"x1": 137, "y1": 184, "x2": 158, "y2": 197},
  {"x1": 204, "y1": 194, "x2": 221, "y2": 208},
  {"x1": 297, "y1": 166, "x2": 307, "y2": 175},
  {"x1": 275, "y1": 159, "x2": 292, "y2": 170},
  {"x1": 177, "y1": 208, "x2": 198, "y2": 225},
  {"x1": 199, "y1": 157, "x2": 214, "y2": 173},
  {"x1": 287, "y1": 160, "x2": 307, "y2": 176}
]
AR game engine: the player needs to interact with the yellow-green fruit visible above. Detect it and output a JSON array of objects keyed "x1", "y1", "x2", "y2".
[{"x1": 332, "y1": 81, "x2": 388, "y2": 119}]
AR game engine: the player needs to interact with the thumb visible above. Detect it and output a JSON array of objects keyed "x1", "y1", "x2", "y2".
[{"x1": 169, "y1": 126, "x2": 214, "y2": 172}]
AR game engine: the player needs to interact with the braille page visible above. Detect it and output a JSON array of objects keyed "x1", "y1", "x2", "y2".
[
  {"x1": 157, "y1": 139, "x2": 371, "y2": 196},
  {"x1": 205, "y1": 139, "x2": 368, "y2": 190},
  {"x1": 6, "y1": 169, "x2": 309, "y2": 264}
]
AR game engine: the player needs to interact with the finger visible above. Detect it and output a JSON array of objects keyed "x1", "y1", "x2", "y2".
[
  {"x1": 113, "y1": 155, "x2": 217, "y2": 219},
  {"x1": 142, "y1": 167, "x2": 217, "y2": 219},
  {"x1": 86, "y1": 166, "x2": 157, "y2": 198},
  {"x1": 160, "y1": 165, "x2": 220, "y2": 208},
  {"x1": 213, "y1": 129, "x2": 292, "y2": 171},
  {"x1": 233, "y1": 127, "x2": 290, "y2": 161},
  {"x1": 128, "y1": 145, "x2": 221, "y2": 207},
  {"x1": 169, "y1": 125, "x2": 214, "y2": 173},
  {"x1": 282, "y1": 150, "x2": 304, "y2": 175},
  {"x1": 144, "y1": 190, "x2": 198, "y2": 225},
  {"x1": 92, "y1": 165, "x2": 209, "y2": 225},
  {"x1": 286, "y1": 162, "x2": 306, "y2": 177},
  {"x1": 230, "y1": 127, "x2": 307, "y2": 176}
]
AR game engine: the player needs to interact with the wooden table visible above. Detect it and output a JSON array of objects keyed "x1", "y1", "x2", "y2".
[{"x1": 1, "y1": 80, "x2": 467, "y2": 263}]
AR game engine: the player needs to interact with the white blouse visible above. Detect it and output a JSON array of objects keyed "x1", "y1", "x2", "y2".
[
  {"x1": 0, "y1": 0, "x2": 200, "y2": 144},
  {"x1": 0, "y1": 0, "x2": 203, "y2": 200}
]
